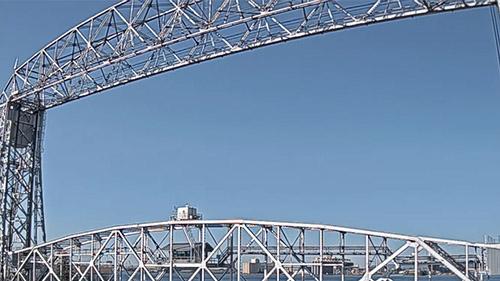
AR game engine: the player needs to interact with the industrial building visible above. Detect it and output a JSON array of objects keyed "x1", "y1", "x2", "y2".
[
  {"x1": 163, "y1": 242, "x2": 214, "y2": 262},
  {"x1": 485, "y1": 235, "x2": 500, "y2": 275},
  {"x1": 243, "y1": 258, "x2": 264, "y2": 274},
  {"x1": 311, "y1": 256, "x2": 355, "y2": 275}
]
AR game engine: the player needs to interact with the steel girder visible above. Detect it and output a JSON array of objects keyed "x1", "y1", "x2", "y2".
[
  {"x1": 7, "y1": 220, "x2": 500, "y2": 281},
  {"x1": 0, "y1": 0, "x2": 497, "y2": 109},
  {"x1": 0, "y1": 0, "x2": 498, "y2": 279}
]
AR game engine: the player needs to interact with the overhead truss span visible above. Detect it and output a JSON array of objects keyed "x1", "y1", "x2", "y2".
[
  {"x1": 1, "y1": 0, "x2": 497, "y2": 109},
  {"x1": 9, "y1": 220, "x2": 500, "y2": 281}
]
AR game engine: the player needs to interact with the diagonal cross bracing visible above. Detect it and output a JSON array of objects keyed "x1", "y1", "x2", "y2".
[
  {"x1": 0, "y1": 0, "x2": 496, "y2": 109},
  {"x1": 6, "y1": 220, "x2": 500, "y2": 281}
]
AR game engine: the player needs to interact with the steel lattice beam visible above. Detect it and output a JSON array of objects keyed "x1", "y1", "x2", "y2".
[
  {"x1": 7, "y1": 220, "x2": 500, "y2": 281},
  {"x1": 0, "y1": 0, "x2": 496, "y2": 109}
]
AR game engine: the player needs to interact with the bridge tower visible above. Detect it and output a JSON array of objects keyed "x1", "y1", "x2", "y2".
[{"x1": 0, "y1": 102, "x2": 46, "y2": 277}]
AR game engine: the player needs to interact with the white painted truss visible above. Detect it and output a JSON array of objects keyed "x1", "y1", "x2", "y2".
[
  {"x1": 8, "y1": 220, "x2": 500, "y2": 281},
  {"x1": 0, "y1": 0, "x2": 497, "y2": 109}
]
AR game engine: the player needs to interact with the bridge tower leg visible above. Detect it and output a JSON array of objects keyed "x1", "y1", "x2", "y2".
[{"x1": 0, "y1": 101, "x2": 46, "y2": 281}]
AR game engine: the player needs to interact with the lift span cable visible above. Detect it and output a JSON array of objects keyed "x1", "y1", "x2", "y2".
[{"x1": 490, "y1": 6, "x2": 500, "y2": 74}]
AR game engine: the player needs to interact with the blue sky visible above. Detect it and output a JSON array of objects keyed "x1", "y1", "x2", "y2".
[{"x1": 1, "y1": 1, "x2": 500, "y2": 242}]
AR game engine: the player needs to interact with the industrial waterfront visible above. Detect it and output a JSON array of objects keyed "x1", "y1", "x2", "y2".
[{"x1": 116, "y1": 275, "x2": 500, "y2": 281}]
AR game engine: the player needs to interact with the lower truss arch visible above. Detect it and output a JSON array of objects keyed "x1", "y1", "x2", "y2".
[{"x1": 10, "y1": 220, "x2": 500, "y2": 281}]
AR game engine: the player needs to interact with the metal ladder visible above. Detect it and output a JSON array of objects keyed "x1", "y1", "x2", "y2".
[{"x1": 426, "y1": 242, "x2": 478, "y2": 281}]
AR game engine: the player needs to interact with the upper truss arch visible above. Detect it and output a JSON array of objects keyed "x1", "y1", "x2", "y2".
[
  {"x1": 14, "y1": 219, "x2": 500, "y2": 252},
  {"x1": 1, "y1": 0, "x2": 497, "y2": 110}
]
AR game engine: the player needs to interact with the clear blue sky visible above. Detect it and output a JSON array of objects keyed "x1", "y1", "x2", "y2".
[{"x1": 1, "y1": 1, "x2": 500, "y2": 243}]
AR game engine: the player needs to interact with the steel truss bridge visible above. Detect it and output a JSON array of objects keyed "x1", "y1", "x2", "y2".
[
  {"x1": 1, "y1": 0, "x2": 500, "y2": 280},
  {"x1": 8, "y1": 220, "x2": 500, "y2": 281}
]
